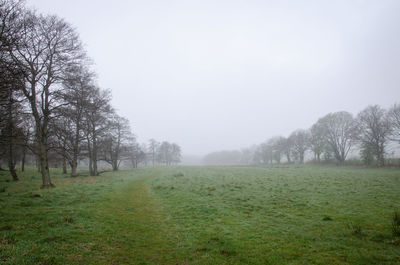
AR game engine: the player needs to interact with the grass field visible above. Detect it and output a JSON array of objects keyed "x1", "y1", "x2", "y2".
[{"x1": 0, "y1": 166, "x2": 400, "y2": 264}]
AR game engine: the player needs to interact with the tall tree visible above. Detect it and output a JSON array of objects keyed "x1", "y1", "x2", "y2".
[
  {"x1": 171, "y1": 143, "x2": 182, "y2": 165},
  {"x1": 0, "y1": 91, "x2": 24, "y2": 180},
  {"x1": 139, "y1": 143, "x2": 148, "y2": 166},
  {"x1": 83, "y1": 87, "x2": 112, "y2": 176},
  {"x1": 49, "y1": 114, "x2": 69, "y2": 174},
  {"x1": 9, "y1": 11, "x2": 84, "y2": 187},
  {"x1": 289, "y1": 129, "x2": 310, "y2": 164},
  {"x1": 357, "y1": 105, "x2": 392, "y2": 167},
  {"x1": 129, "y1": 143, "x2": 146, "y2": 168},
  {"x1": 388, "y1": 103, "x2": 400, "y2": 143},
  {"x1": 240, "y1": 146, "x2": 256, "y2": 165},
  {"x1": 281, "y1": 136, "x2": 293, "y2": 163},
  {"x1": 310, "y1": 122, "x2": 326, "y2": 162},
  {"x1": 268, "y1": 136, "x2": 286, "y2": 164},
  {"x1": 148, "y1": 138, "x2": 159, "y2": 166},
  {"x1": 19, "y1": 114, "x2": 34, "y2": 172},
  {"x1": 0, "y1": 0, "x2": 26, "y2": 180},
  {"x1": 253, "y1": 142, "x2": 273, "y2": 165},
  {"x1": 317, "y1": 111, "x2": 357, "y2": 164},
  {"x1": 100, "y1": 114, "x2": 134, "y2": 171},
  {"x1": 53, "y1": 65, "x2": 94, "y2": 176},
  {"x1": 157, "y1": 141, "x2": 172, "y2": 165}
]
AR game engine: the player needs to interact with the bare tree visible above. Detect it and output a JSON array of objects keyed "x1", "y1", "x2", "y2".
[
  {"x1": 0, "y1": 83, "x2": 25, "y2": 180},
  {"x1": 0, "y1": 94, "x2": 24, "y2": 180},
  {"x1": 52, "y1": 65, "x2": 94, "y2": 176},
  {"x1": 19, "y1": 114, "x2": 34, "y2": 172},
  {"x1": 9, "y1": 11, "x2": 84, "y2": 187},
  {"x1": 0, "y1": 0, "x2": 26, "y2": 180},
  {"x1": 388, "y1": 103, "x2": 400, "y2": 143},
  {"x1": 83, "y1": 87, "x2": 112, "y2": 176},
  {"x1": 129, "y1": 143, "x2": 146, "y2": 168},
  {"x1": 357, "y1": 105, "x2": 392, "y2": 167},
  {"x1": 281, "y1": 136, "x2": 293, "y2": 163},
  {"x1": 100, "y1": 113, "x2": 134, "y2": 171},
  {"x1": 155, "y1": 141, "x2": 180, "y2": 166},
  {"x1": 139, "y1": 143, "x2": 148, "y2": 166},
  {"x1": 253, "y1": 142, "x2": 273, "y2": 165},
  {"x1": 157, "y1": 141, "x2": 172, "y2": 165},
  {"x1": 317, "y1": 111, "x2": 357, "y2": 165},
  {"x1": 289, "y1": 129, "x2": 310, "y2": 164},
  {"x1": 171, "y1": 143, "x2": 182, "y2": 165},
  {"x1": 148, "y1": 138, "x2": 159, "y2": 166},
  {"x1": 310, "y1": 122, "x2": 326, "y2": 162},
  {"x1": 240, "y1": 146, "x2": 256, "y2": 165},
  {"x1": 49, "y1": 115, "x2": 69, "y2": 174},
  {"x1": 268, "y1": 136, "x2": 286, "y2": 164}
]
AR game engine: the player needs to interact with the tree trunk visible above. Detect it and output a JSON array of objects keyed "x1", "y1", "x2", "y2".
[
  {"x1": 286, "y1": 152, "x2": 291, "y2": 163},
  {"x1": 39, "y1": 138, "x2": 53, "y2": 188},
  {"x1": 5, "y1": 90, "x2": 18, "y2": 181},
  {"x1": 112, "y1": 160, "x2": 118, "y2": 171},
  {"x1": 62, "y1": 142, "x2": 67, "y2": 174},
  {"x1": 337, "y1": 157, "x2": 345, "y2": 165},
  {"x1": 36, "y1": 155, "x2": 41, "y2": 172},
  {"x1": 92, "y1": 136, "x2": 98, "y2": 176},
  {"x1": 62, "y1": 156, "x2": 67, "y2": 174},
  {"x1": 376, "y1": 143, "x2": 385, "y2": 167},
  {"x1": 377, "y1": 153, "x2": 384, "y2": 167},
  {"x1": 299, "y1": 152, "x2": 304, "y2": 164},
  {"x1": 37, "y1": 119, "x2": 53, "y2": 187},
  {"x1": 92, "y1": 152, "x2": 98, "y2": 176},
  {"x1": 8, "y1": 143, "x2": 18, "y2": 181},
  {"x1": 88, "y1": 156, "x2": 93, "y2": 176},
  {"x1": 71, "y1": 128, "x2": 80, "y2": 177},
  {"x1": 8, "y1": 161, "x2": 18, "y2": 181},
  {"x1": 71, "y1": 161, "x2": 78, "y2": 177},
  {"x1": 21, "y1": 145, "x2": 26, "y2": 172},
  {"x1": 87, "y1": 136, "x2": 93, "y2": 176}
]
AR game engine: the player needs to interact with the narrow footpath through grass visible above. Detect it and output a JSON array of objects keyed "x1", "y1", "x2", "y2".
[
  {"x1": 91, "y1": 172, "x2": 181, "y2": 264},
  {"x1": 2, "y1": 166, "x2": 400, "y2": 264},
  {"x1": 0, "y1": 169, "x2": 184, "y2": 265}
]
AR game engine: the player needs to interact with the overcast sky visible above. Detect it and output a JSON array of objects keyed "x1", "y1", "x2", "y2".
[{"x1": 27, "y1": 0, "x2": 400, "y2": 156}]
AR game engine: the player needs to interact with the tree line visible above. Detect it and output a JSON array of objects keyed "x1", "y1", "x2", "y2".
[
  {"x1": 147, "y1": 139, "x2": 182, "y2": 166},
  {"x1": 0, "y1": 0, "x2": 181, "y2": 187},
  {"x1": 204, "y1": 104, "x2": 400, "y2": 167}
]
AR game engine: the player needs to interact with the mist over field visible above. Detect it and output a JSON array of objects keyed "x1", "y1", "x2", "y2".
[
  {"x1": 26, "y1": 0, "x2": 400, "y2": 158},
  {"x1": 2, "y1": 1, "x2": 400, "y2": 264}
]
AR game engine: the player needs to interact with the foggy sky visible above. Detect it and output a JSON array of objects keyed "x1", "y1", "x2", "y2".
[{"x1": 28, "y1": 0, "x2": 400, "y2": 156}]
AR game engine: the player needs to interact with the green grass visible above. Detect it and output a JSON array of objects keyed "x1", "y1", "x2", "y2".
[{"x1": 0, "y1": 165, "x2": 400, "y2": 264}]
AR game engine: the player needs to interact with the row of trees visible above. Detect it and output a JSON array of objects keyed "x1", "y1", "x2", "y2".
[
  {"x1": 147, "y1": 139, "x2": 182, "y2": 166},
  {"x1": 0, "y1": 1, "x2": 182, "y2": 187},
  {"x1": 204, "y1": 104, "x2": 400, "y2": 167}
]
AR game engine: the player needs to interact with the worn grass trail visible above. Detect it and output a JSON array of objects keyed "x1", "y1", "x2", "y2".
[
  {"x1": 1, "y1": 166, "x2": 400, "y2": 264},
  {"x1": 92, "y1": 172, "x2": 180, "y2": 264},
  {"x1": 0, "y1": 168, "x2": 185, "y2": 265}
]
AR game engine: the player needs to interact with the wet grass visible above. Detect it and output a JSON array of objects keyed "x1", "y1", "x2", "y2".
[
  {"x1": 149, "y1": 166, "x2": 400, "y2": 264},
  {"x1": 0, "y1": 165, "x2": 400, "y2": 264},
  {"x1": 0, "y1": 167, "x2": 172, "y2": 264}
]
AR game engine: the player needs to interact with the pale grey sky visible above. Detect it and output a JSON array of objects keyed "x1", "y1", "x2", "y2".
[{"x1": 28, "y1": 0, "x2": 400, "y2": 155}]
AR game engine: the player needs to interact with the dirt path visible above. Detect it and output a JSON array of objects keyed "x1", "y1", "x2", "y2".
[{"x1": 95, "y1": 174, "x2": 181, "y2": 264}]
